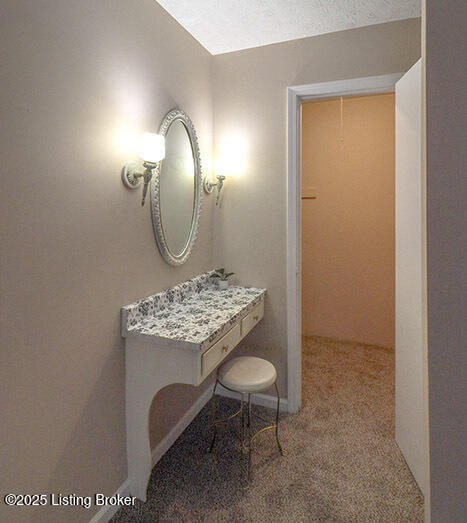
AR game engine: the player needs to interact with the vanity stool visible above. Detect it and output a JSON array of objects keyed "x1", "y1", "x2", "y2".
[{"x1": 208, "y1": 356, "x2": 284, "y2": 476}]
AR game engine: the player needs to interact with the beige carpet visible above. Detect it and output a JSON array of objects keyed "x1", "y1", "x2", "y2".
[{"x1": 112, "y1": 336, "x2": 423, "y2": 522}]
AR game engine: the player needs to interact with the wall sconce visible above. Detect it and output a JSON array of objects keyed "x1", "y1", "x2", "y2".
[
  {"x1": 204, "y1": 175, "x2": 226, "y2": 205},
  {"x1": 121, "y1": 132, "x2": 165, "y2": 206},
  {"x1": 205, "y1": 142, "x2": 244, "y2": 205}
]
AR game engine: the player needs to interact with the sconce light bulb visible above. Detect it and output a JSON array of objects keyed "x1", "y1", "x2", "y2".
[{"x1": 139, "y1": 133, "x2": 165, "y2": 164}]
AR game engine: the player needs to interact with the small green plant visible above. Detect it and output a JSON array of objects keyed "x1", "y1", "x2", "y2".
[{"x1": 212, "y1": 268, "x2": 235, "y2": 281}]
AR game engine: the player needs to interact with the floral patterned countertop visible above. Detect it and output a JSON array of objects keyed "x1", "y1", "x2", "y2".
[{"x1": 122, "y1": 271, "x2": 266, "y2": 350}]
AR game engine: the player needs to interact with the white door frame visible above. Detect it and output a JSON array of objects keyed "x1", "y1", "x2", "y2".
[{"x1": 286, "y1": 73, "x2": 404, "y2": 413}]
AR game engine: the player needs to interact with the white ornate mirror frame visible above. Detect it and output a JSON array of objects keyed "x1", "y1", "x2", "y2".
[{"x1": 150, "y1": 109, "x2": 202, "y2": 266}]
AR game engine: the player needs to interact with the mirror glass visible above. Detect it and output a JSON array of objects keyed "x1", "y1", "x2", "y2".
[
  {"x1": 151, "y1": 110, "x2": 202, "y2": 266},
  {"x1": 159, "y1": 121, "x2": 195, "y2": 255}
]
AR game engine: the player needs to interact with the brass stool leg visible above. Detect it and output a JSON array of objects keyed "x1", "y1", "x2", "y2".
[
  {"x1": 247, "y1": 393, "x2": 252, "y2": 478},
  {"x1": 207, "y1": 380, "x2": 284, "y2": 474},
  {"x1": 274, "y1": 382, "x2": 284, "y2": 455},
  {"x1": 208, "y1": 380, "x2": 218, "y2": 453},
  {"x1": 240, "y1": 393, "x2": 245, "y2": 450}
]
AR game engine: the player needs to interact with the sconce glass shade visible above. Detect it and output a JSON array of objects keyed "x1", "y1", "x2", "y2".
[
  {"x1": 139, "y1": 133, "x2": 165, "y2": 164},
  {"x1": 214, "y1": 157, "x2": 230, "y2": 177}
]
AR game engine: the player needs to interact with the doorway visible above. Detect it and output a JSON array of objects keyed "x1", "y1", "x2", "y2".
[
  {"x1": 286, "y1": 70, "x2": 427, "y2": 500},
  {"x1": 299, "y1": 91, "x2": 418, "y2": 512},
  {"x1": 286, "y1": 73, "x2": 403, "y2": 414}
]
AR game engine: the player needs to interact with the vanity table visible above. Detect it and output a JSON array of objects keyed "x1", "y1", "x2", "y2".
[{"x1": 122, "y1": 271, "x2": 266, "y2": 501}]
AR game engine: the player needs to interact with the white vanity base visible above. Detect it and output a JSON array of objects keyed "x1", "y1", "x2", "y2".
[{"x1": 122, "y1": 275, "x2": 265, "y2": 502}]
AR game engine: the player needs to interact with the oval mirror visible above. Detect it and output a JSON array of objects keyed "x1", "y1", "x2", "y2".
[{"x1": 151, "y1": 110, "x2": 202, "y2": 265}]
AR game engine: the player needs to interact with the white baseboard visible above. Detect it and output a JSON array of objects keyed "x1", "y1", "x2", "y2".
[
  {"x1": 151, "y1": 385, "x2": 213, "y2": 465},
  {"x1": 216, "y1": 384, "x2": 289, "y2": 412},
  {"x1": 89, "y1": 478, "x2": 131, "y2": 523}
]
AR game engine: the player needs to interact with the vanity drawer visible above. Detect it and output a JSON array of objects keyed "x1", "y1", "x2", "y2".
[
  {"x1": 201, "y1": 323, "x2": 241, "y2": 378},
  {"x1": 241, "y1": 300, "x2": 264, "y2": 337}
]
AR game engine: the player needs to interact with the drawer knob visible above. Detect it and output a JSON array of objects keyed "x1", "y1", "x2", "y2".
[
  {"x1": 253, "y1": 315, "x2": 259, "y2": 321},
  {"x1": 222, "y1": 345, "x2": 229, "y2": 353}
]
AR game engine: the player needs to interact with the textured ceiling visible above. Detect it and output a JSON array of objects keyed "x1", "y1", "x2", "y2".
[{"x1": 155, "y1": 0, "x2": 421, "y2": 55}]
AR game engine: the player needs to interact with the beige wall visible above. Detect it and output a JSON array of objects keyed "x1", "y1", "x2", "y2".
[
  {"x1": 301, "y1": 94, "x2": 395, "y2": 347},
  {"x1": 0, "y1": 7, "x2": 423, "y2": 522},
  {"x1": 0, "y1": 1, "x2": 214, "y2": 522},
  {"x1": 212, "y1": 19, "x2": 421, "y2": 392},
  {"x1": 425, "y1": 2, "x2": 467, "y2": 520}
]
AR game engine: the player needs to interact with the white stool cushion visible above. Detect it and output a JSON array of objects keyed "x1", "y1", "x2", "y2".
[{"x1": 218, "y1": 356, "x2": 277, "y2": 393}]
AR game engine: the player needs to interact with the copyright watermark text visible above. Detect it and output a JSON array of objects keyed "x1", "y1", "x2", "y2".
[{"x1": 4, "y1": 493, "x2": 136, "y2": 509}]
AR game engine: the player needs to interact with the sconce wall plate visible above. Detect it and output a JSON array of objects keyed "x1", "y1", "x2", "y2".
[
  {"x1": 121, "y1": 162, "x2": 143, "y2": 189},
  {"x1": 204, "y1": 174, "x2": 226, "y2": 205},
  {"x1": 203, "y1": 177, "x2": 214, "y2": 194},
  {"x1": 122, "y1": 161, "x2": 158, "y2": 206}
]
